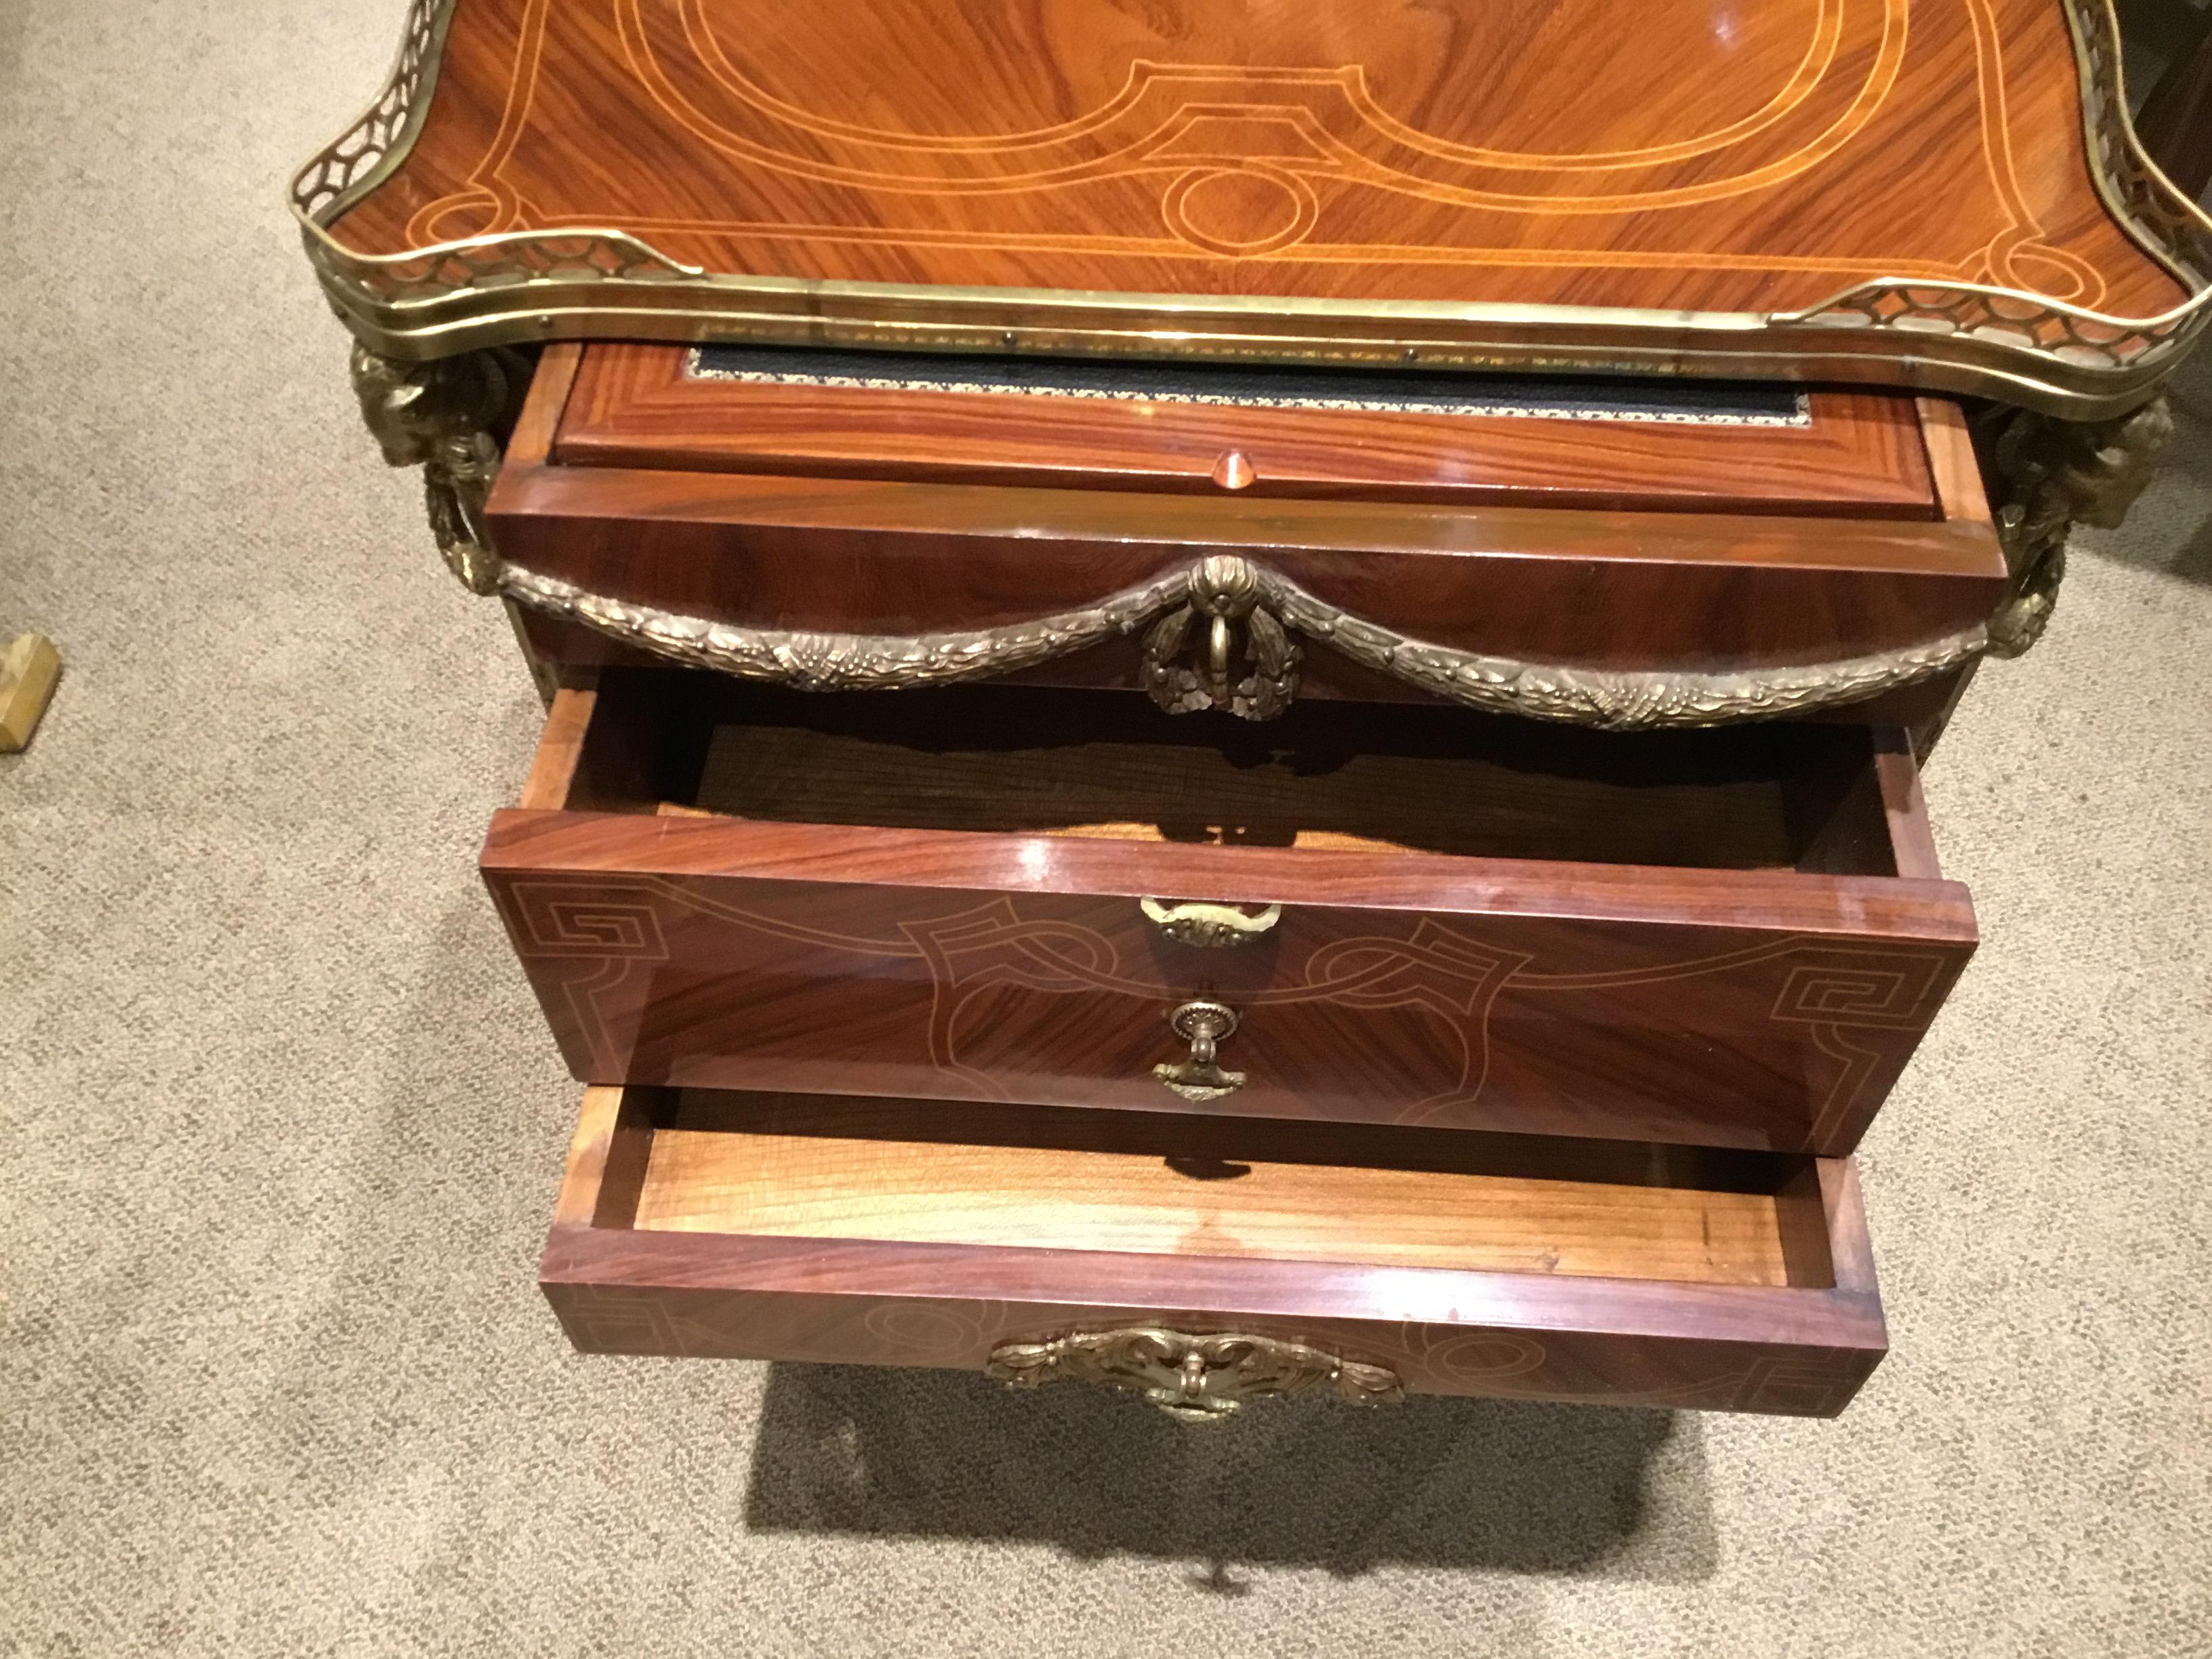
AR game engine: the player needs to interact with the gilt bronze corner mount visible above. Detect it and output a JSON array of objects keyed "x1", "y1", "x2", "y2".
[{"x1": 1974, "y1": 392, "x2": 2175, "y2": 657}]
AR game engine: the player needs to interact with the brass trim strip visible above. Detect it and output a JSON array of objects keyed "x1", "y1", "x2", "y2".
[{"x1": 291, "y1": 0, "x2": 2211, "y2": 415}]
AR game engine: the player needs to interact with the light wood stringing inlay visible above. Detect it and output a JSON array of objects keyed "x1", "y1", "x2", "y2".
[{"x1": 337, "y1": 0, "x2": 2186, "y2": 316}]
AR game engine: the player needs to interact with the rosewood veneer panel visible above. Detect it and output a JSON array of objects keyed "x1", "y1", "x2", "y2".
[
  {"x1": 493, "y1": 345, "x2": 2017, "y2": 681},
  {"x1": 483, "y1": 676, "x2": 1975, "y2": 1155},
  {"x1": 308, "y1": 0, "x2": 2204, "y2": 412}
]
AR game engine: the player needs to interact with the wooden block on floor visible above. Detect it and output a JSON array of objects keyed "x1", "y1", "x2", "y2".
[{"x1": 0, "y1": 634, "x2": 62, "y2": 752}]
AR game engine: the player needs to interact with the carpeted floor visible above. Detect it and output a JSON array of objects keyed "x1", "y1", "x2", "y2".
[{"x1": 3, "y1": 5, "x2": 2209, "y2": 1656}]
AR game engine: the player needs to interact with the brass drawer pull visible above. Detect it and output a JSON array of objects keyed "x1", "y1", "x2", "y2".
[
  {"x1": 1153, "y1": 1000, "x2": 1245, "y2": 1101},
  {"x1": 988, "y1": 1326, "x2": 1404, "y2": 1420},
  {"x1": 1139, "y1": 897, "x2": 1282, "y2": 948}
]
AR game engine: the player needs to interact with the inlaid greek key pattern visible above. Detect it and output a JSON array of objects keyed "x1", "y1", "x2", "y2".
[
  {"x1": 546, "y1": 1284, "x2": 1871, "y2": 1414},
  {"x1": 1770, "y1": 951, "x2": 1952, "y2": 1027},
  {"x1": 492, "y1": 871, "x2": 1959, "y2": 1135},
  {"x1": 499, "y1": 880, "x2": 673, "y2": 959}
]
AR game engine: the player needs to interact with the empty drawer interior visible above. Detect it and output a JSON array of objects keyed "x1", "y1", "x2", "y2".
[
  {"x1": 560, "y1": 672, "x2": 1927, "y2": 876},
  {"x1": 590, "y1": 1089, "x2": 1841, "y2": 1291}
]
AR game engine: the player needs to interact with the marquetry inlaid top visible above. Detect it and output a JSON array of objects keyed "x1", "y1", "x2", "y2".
[{"x1": 298, "y1": 0, "x2": 2211, "y2": 413}]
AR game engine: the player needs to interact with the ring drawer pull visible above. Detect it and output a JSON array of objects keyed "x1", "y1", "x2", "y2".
[
  {"x1": 987, "y1": 1326, "x2": 1404, "y2": 1421},
  {"x1": 1153, "y1": 1000, "x2": 1246, "y2": 1101},
  {"x1": 1139, "y1": 897, "x2": 1282, "y2": 948}
]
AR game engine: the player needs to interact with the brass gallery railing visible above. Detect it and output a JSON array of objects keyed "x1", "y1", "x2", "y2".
[
  {"x1": 317, "y1": 1, "x2": 2193, "y2": 726},
  {"x1": 292, "y1": 0, "x2": 2212, "y2": 417}
]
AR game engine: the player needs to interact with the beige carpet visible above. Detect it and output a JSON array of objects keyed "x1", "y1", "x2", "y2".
[{"x1": 3, "y1": 5, "x2": 2209, "y2": 1655}]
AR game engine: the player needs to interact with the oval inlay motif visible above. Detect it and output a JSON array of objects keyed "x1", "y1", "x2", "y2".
[{"x1": 1162, "y1": 167, "x2": 1319, "y2": 255}]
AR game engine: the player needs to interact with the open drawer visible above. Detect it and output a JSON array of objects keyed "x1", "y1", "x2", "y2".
[
  {"x1": 483, "y1": 669, "x2": 1975, "y2": 1155},
  {"x1": 541, "y1": 1085, "x2": 1886, "y2": 1418}
]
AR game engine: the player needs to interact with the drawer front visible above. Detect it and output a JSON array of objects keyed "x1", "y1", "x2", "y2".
[
  {"x1": 540, "y1": 1087, "x2": 1887, "y2": 1419},
  {"x1": 545, "y1": 1271, "x2": 1881, "y2": 1418},
  {"x1": 485, "y1": 808, "x2": 1973, "y2": 1156},
  {"x1": 555, "y1": 344, "x2": 1943, "y2": 516},
  {"x1": 489, "y1": 347, "x2": 2010, "y2": 705}
]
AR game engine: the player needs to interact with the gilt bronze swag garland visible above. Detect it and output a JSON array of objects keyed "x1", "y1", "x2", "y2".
[{"x1": 348, "y1": 342, "x2": 2171, "y2": 730}]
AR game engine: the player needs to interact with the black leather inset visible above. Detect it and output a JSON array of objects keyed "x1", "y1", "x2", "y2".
[{"x1": 687, "y1": 345, "x2": 1810, "y2": 425}]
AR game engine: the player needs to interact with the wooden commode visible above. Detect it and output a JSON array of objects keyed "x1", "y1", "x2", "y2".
[{"x1": 300, "y1": 0, "x2": 2209, "y2": 1421}]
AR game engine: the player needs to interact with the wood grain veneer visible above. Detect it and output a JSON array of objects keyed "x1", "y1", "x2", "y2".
[
  {"x1": 628, "y1": 1093, "x2": 1802, "y2": 1286},
  {"x1": 555, "y1": 343, "x2": 1940, "y2": 517},
  {"x1": 482, "y1": 671, "x2": 1975, "y2": 1155},
  {"x1": 332, "y1": 0, "x2": 2184, "y2": 323},
  {"x1": 542, "y1": 1084, "x2": 1889, "y2": 1416},
  {"x1": 483, "y1": 462, "x2": 2009, "y2": 677},
  {"x1": 494, "y1": 342, "x2": 2007, "y2": 713}
]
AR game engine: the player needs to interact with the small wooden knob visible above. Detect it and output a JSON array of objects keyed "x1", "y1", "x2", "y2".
[{"x1": 1210, "y1": 449, "x2": 1256, "y2": 490}]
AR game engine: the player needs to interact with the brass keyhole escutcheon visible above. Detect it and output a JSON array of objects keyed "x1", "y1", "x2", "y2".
[{"x1": 1153, "y1": 1000, "x2": 1245, "y2": 1101}]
